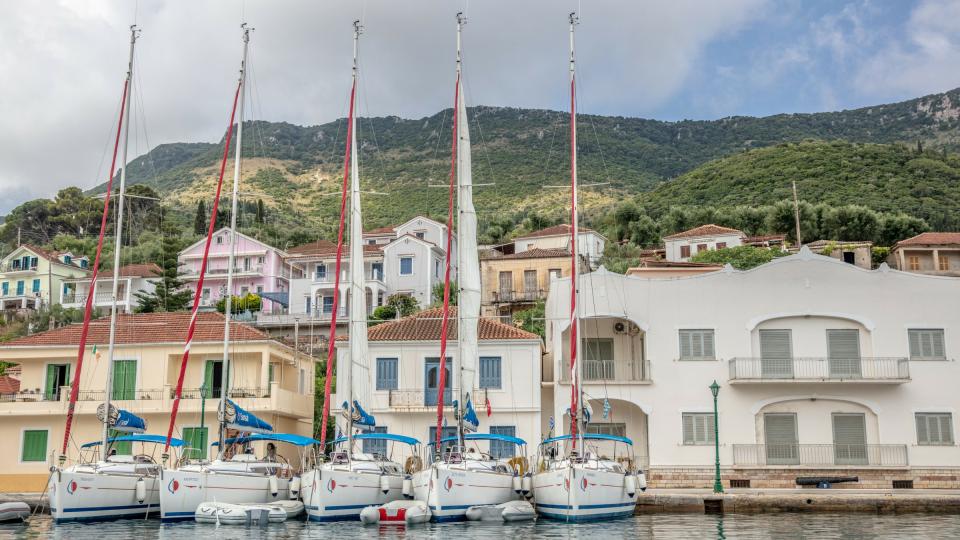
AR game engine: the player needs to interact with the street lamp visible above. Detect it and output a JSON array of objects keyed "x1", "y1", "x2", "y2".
[{"x1": 710, "y1": 380, "x2": 724, "y2": 494}]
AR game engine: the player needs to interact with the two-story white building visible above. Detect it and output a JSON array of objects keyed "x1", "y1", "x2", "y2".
[
  {"x1": 512, "y1": 224, "x2": 606, "y2": 269},
  {"x1": 333, "y1": 307, "x2": 542, "y2": 460},
  {"x1": 544, "y1": 247, "x2": 960, "y2": 489},
  {"x1": 0, "y1": 245, "x2": 90, "y2": 314},
  {"x1": 60, "y1": 263, "x2": 161, "y2": 314},
  {"x1": 663, "y1": 224, "x2": 746, "y2": 262}
]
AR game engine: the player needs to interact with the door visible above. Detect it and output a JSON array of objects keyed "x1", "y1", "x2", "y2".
[
  {"x1": 204, "y1": 360, "x2": 225, "y2": 399},
  {"x1": 523, "y1": 270, "x2": 537, "y2": 299},
  {"x1": 498, "y1": 271, "x2": 512, "y2": 300},
  {"x1": 833, "y1": 413, "x2": 868, "y2": 465},
  {"x1": 45, "y1": 364, "x2": 71, "y2": 401},
  {"x1": 842, "y1": 251, "x2": 856, "y2": 265},
  {"x1": 424, "y1": 358, "x2": 452, "y2": 406},
  {"x1": 760, "y1": 329, "x2": 793, "y2": 378},
  {"x1": 827, "y1": 329, "x2": 861, "y2": 378},
  {"x1": 111, "y1": 360, "x2": 136, "y2": 400},
  {"x1": 764, "y1": 413, "x2": 799, "y2": 465}
]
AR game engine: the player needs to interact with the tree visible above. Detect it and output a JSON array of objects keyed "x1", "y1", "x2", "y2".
[
  {"x1": 216, "y1": 293, "x2": 262, "y2": 314},
  {"x1": 690, "y1": 245, "x2": 788, "y2": 270},
  {"x1": 194, "y1": 200, "x2": 207, "y2": 235},
  {"x1": 658, "y1": 207, "x2": 692, "y2": 236},
  {"x1": 821, "y1": 205, "x2": 881, "y2": 242},
  {"x1": 256, "y1": 199, "x2": 266, "y2": 224},
  {"x1": 628, "y1": 215, "x2": 660, "y2": 247},
  {"x1": 765, "y1": 200, "x2": 818, "y2": 243},
  {"x1": 135, "y1": 214, "x2": 193, "y2": 312},
  {"x1": 430, "y1": 280, "x2": 458, "y2": 307},
  {"x1": 612, "y1": 202, "x2": 641, "y2": 243},
  {"x1": 370, "y1": 294, "x2": 420, "y2": 323},
  {"x1": 878, "y1": 213, "x2": 928, "y2": 246},
  {"x1": 514, "y1": 300, "x2": 545, "y2": 340}
]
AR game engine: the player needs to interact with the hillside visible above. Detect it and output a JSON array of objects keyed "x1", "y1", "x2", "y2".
[
  {"x1": 642, "y1": 141, "x2": 960, "y2": 230},
  {"x1": 91, "y1": 88, "x2": 960, "y2": 235}
]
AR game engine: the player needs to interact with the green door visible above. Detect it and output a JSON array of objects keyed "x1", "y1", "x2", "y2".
[
  {"x1": 111, "y1": 360, "x2": 136, "y2": 400},
  {"x1": 204, "y1": 359, "x2": 225, "y2": 398},
  {"x1": 109, "y1": 429, "x2": 132, "y2": 455},
  {"x1": 182, "y1": 427, "x2": 208, "y2": 461},
  {"x1": 45, "y1": 364, "x2": 70, "y2": 401}
]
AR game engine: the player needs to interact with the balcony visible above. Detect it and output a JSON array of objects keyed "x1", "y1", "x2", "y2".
[
  {"x1": 1, "y1": 262, "x2": 39, "y2": 273},
  {"x1": 732, "y1": 444, "x2": 909, "y2": 467},
  {"x1": 182, "y1": 265, "x2": 264, "y2": 277},
  {"x1": 560, "y1": 359, "x2": 651, "y2": 384},
  {"x1": 728, "y1": 357, "x2": 910, "y2": 384},
  {"x1": 387, "y1": 388, "x2": 487, "y2": 410},
  {"x1": 62, "y1": 292, "x2": 127, "y2": 305},
  {"x1": 492, "y1": 289, "x2": 544, "y2": 304},
  {"x1": 312, "y1": 272, "x2": 385, "y2": 285}
]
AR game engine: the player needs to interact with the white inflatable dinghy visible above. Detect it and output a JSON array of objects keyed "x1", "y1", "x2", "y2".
[
  {"x1": 465, "y1": 500, "x2": 535, "y2": 522},
  {"x1": 0, "y1": 502, "x2": 30, "y2": 523},
  {"x1": 195, "y1": 500, "x2": 301, "y2": 525},
  {"x1": 359, "y1": 500, "x2": 431, "y2": 525}
]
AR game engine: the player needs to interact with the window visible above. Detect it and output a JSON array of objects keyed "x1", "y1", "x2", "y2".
[
  {"x1": 15, "y1": 281, "x2": 24, "y2": 295},
  {"x1": 256, "y1": 286, "x2": 263, "y2": 294},
  {"x1": 204, "y1": 360, "x2": 224, "y2": 399},
  {"x1": 582, "y1": 338, "x2": 614, "y2": 380},
  {"x1": 697, "y1": 244, "x2": 708, "y2": 253},
  {"x1": 489, "y1": 426, "x2": 517, "y2": 459},
  {"x1": 299, "y1": 368, "x2": 305, "y2": 394},
  {"x1": 201, "y1": 288, "x2": 211, "y2": 302},
  {"x1": 30, "y1": 257, "x2": 38, "y2": 268},
  {"x1": 498, "y1": 271, "x2": 512, "y2": 297},
  {"x1": 63, "y1": 255, "x2": 72, "y2": 264},
  {"x1": 22, "y1": 255, "x2": 31, "y2": 268},
  {"x1": 364, "y1": 426, "x2": 388, "y2": 457},
  {"x1": 415, "y1": 231, "x2": 425, "y2": 239},
  {"x1": 257, "y1": 256, "x2": 265, "y2": 264},
  {"x1": 916, "y1": 413, "x2": 954, "y2": 446},
  {"x1": 182, "y1": 427, "x2": 208, "y2": 461},
  {"x1": 679, "y1": 329, "x2": 715, "y2": 360},
  {"x1": 44, "y1": 364, "x2": 71, "y2": 401},
  {"x1": 908, "y1": 255, "x2": 920, "y2": 271},
  {"x1": 21, "y1": 430, "x2": 48, "y2": 462},
  {"x1": 112, "y1": 360, "x2": 137, "y2": 400},
  {"x1": 376, "y1": 358, "x2": 399, "y2": 390},
  {"x1": 268, "y1": 363, "x2": 276, "y2": 384},
  {"x1": 372, "y1": 262, "x2": 383, "y2": 280},
  {"x1": 937, "y1": 255, "x2": 949, "y2": 271},
  {"x1": 479, "y1": 357, "x2": 502, "y2": 389},
  {"x1": 716, "y1": 242, "x2": 727, "y2": 250},
  {"x1": 322, "y1": 296, "x2": 334, "y2": 314},
  {"x1": 428, "y1": 426, "x2": 459, "y2": 458},
  {"x1": 315, "y1": 264, "x2": 326, "y2": 280},
  {"x1": 400, "y1": 257, "x2": 413, "y2": 275},
  {"x1": 305, "y1": 297, "x2": 311, "y2": 315},
  {"x1": 759, "y1": 329, "x2": 793, "y2": 378},
  {"x1": 682, "y1": 413, "x2": 715, "y2": 445},
  {"x1": 764, "y1": 413, "x2": 799, "y2": 464},
  {"x1": 548, "y1": 268, "x2": 562, "y2": 281},
  {"x1": 1, "y1": 282, "x2": 7, "y2": 296},
  {"x1": 368, "y1": 239, "x2": 376, "y2": 245},
  {"x1": 832, "y1": 413, "x2": 868, "y2": 465},
  {"x1": 11, "y1": 259, "x2": 20, "y2": 270},
  {"x1": 588, "y1": 423, "x2": 626, "y2": 437},
  {"x1": 434, "y1": 259, "x2": 440, "y2": 278},
  {"x1": 80, "y1": 259, "x2": 88, "y2": 269},
  {"x1": 826, "y1": 329, "x2": 861, "y2": 377},
  {"x1": 523, "y1": 270, "x2": 537, "y2": 294},
  {"x1": 680, "y1": 245, "x2": 691, "y2": 258},
  {"x1": 909, "y1": 329, "x2": 946, "y2": 360},
  {"x1": 216, "y1": 235, "x2": 224, "y2": 245}
]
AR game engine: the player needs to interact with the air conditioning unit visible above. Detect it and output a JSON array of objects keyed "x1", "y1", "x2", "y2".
[{"x1": 613, "y1": 321, "x2": 627, "y2": 334}]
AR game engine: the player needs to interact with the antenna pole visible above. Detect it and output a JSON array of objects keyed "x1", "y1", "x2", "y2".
[{"x1": 792, "y1": 181, "x2": 802, "y2": 247}]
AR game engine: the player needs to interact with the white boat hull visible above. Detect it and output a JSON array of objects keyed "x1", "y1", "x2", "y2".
[
  {"x1": 301, "y1": 467, "x2": 403, "y2": 522},
  {"x1": 532, "y1": 466, "x2": 636, "y2": 522},
  {"x1": 412, "y1": 464, "x2": 518, "y2": 522},
  {"x1": 159, "y1": 468, "x2": 290, "y2": 522},
  {"x1": 48, "y1": 468, "x2": 160, "y2": 522}
]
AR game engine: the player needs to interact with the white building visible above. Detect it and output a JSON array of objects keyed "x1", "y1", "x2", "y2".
[
  {"x1": 60, "y1": 263, "x2": 161, "y2": 314},
  {"x1": 333, "y1": 307, "x2": 543, "y2": 460},
  {"x1": 513, "y1": 224, "x2": 606, "y2": 268},
  {"x1": 663, "y1": 224, "x2": 745, "y2": 262},
  {"x1": 543, "y1": 247, "x2": 960, "y2": 489}
]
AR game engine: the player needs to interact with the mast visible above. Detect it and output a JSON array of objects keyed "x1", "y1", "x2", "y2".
[
  {"x1": 217, "y1": 23, "x2": 250, "y2": 453},
  {"x1": 454, "y1": 10, "x2": 466, "y2": 448},
  {"x1": 346, "y1": 18, "x2": 362, "y2": 458},
  {"x1": 567, "y1": 11, "x2": 585, "y2": 453},
  {"x1": 100, "y1": 24, "x2": 139, "y2": 451}
]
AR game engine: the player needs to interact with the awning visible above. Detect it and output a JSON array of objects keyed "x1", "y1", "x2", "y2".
[
  {"x1": 213, "y1": 433, "x2": 319, "y2": 447},
  {"x1": 540, "y1": 433, "x2": 633, "y2": 446},
  {"x1": 328, "y1": 433, "x2": 420, "y2": 446},
  {"x1": 81, "y1": 434, "x2": 184, "y2": 449},
  {"x1": 429, "y1": 433, "x2": 526, "y2": 446},
  {"x1": 258, "y1": 292, "x2": 289, "y2": 307}
]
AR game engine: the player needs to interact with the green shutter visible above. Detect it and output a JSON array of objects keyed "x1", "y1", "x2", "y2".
[
  {"x1": 111, "y1": 360, "x2": 136, "y2": 400},
  {"x1": 204, "y1": 360, "x2": 215, "y2": 398},
  {"x1": 182, "y1": 427, "x2": 208, "y2": 460},
  {"x1": 22, "y1": 430, "x2": 48, "y2": 462},
  {"x1": 109, "y1": 429, "x2": 132, "y2": 455},
  {"x1": 45, "y1": 365, "x2": 58, "y2": 401}
]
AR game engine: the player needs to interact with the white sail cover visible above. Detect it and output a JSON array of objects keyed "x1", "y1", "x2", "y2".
[
  {"x1": 348, "y1": 101, "x2": 373, "y2": 429},
  {"x1": 456, "y1": 78, "x2": 480, "y2": 431}
]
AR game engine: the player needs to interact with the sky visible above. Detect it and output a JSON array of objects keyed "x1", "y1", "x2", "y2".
[{"x1": 1, "y1": 0, "x2": 959, "y2": 214}]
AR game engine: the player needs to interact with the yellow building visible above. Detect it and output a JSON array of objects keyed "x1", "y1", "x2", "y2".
[
  {"x1": 0, "y1": 312, "x2": 315, "y2": 492},
  {"x1": 0, "y1": 244, "x2": 90, "y2": 314},
  {"x1": 480, "y1": 248, "x2": 579, "y2": 323}
]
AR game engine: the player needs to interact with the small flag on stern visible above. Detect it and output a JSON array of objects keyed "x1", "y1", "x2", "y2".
[
  {"x1": 93, "y1": 345, "x2": 101, "y2": 361},
  {"x1": 485, "y1": 396, "x2": 492, "y2": 417}
]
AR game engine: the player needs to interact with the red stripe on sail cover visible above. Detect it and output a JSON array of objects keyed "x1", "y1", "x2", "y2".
[
  {"x1": 435, "y1": 75, "x2": 459, "y2": 451},
  {"x1": 164, "y1": 80, "x2": 242, "y2": 452},
  {"x1": 318, "y1": 79, "x2": 357, "y2": 450},
  {"x1": 62, "y1": 79, "x2": 129, "y2": 456}
]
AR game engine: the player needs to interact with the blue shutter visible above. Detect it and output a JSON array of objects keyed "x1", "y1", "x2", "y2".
[
  {"x1": 2, "y1": 282, "x2": 7, "y2": 296},
  {"x1": 489, "y1": 426, "x2": 516, "y2": 459},
  {"x1": 32, "y1": 279, "x2": 40, "y2": 293},
  {"x1": 376, "y1": 358, "x2": 398, "y2": 390},
  {"x1": 400, "y1": 257, "x2": 412, "y2": 275},
  {"x1": 362, "y1": 426, "x2": 388, "y2": 457},
  {"x1": 16, "y1": 281, "x2": 24, "y2": 295},
  {"x1": 479, "y1": 357, "x2": 501, "y2": 389}
]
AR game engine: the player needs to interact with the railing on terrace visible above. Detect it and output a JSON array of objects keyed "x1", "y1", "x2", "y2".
[
  {"x1": 560, "y1": 359, "x2": 651, "y2": 383},
  {"x1": 732, "y1": 444, "x2": 909, "y2": 467},
  {"x1": 183, "y1": 265, "x2": 264, "y2": 276},
  {"x1": 313, "y1": 272, "x2": 385, "y2": 284},
  {"x1": 493, "y1": 289, "x2": 544, "y2": 303},
  {"x1": 728, "y1": 357, "x2": 910, "y2": 382},
  {"x1": 62, "y1": 292, "x2": 125, "y2": 304},
  {"x1": 0, "y1": 263, "x2": 38, "y2": 272},
  {"x1": 388, "y1": 388, "x2": 487, "y2": 408},
  {"x1": 170, "y1": 387, "x2": 269, "y2": 400}
]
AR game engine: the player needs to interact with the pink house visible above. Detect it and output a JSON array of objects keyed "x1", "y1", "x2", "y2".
[{"x1": 178, "y1": 228, "x2": 290, "y2": 314}]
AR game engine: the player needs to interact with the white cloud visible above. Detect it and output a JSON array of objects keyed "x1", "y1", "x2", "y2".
[{"x1": 0, "y1": 0, "x2": 765, "y2": 212}]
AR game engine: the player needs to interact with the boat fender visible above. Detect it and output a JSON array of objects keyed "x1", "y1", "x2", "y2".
[
  {"x1": 269, "y1": 476, "x2": 279, "y2": 497},
  {"x1": 512, "y1": 473, "x2": 522, "y2": 494},
  {"x1": 638, "y1": 471, "x2": 647, "y2": 492},
  {"x1": 624, "y1": 473, "x2": 637, "y2": 498},
  {"x1": 359, "y1": 505, "x2": 380, "y2": 525},
  {"x1": 289, "y1": 476, "x2": 301, "y2": 499},
  {"x1": 521, "y1": 473, "x2": 532, "y2": 496},
  {"x1": 402, "y1": 475, "x2": 413, "y2": 499},
  {"x1": 380, "y1": 474, "x2": 390, "y2": 495},
  {"x1": 135, "y1": 478, "x2": 147, "y2": 503}
]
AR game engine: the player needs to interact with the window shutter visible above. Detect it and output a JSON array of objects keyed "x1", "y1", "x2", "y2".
[
  {"x1": 704, "y1": 413, "x2": 715, "y2": 443},
  {"x1": 827, "y1": 329, "x2": 861, "y2": 377},
  {"x1": 760, "y1": 330, "x2": 793, "y2": 377},
  {"x1": 691, "y1": 333, "x2": 703, "y2": 358},
  {"x1": 682, "y1": 414, "x2": 695, "y2": 445},
  {"x1": 909, "y1": 330, "x2": 922, "y2": 358},
  {"x1": 679, "y1": 331, "x2": 692, "y2": 359},
  {"x1": 45, "y1": 364, "x2": 57, "y2": 400},
  {"x1": 940, "y1": 415, "x2": 954, "y2": 445},
  {"x1": 932, "y1": 331, "x2": 946, "y2": 359},
  {"x1": 22, "y1": 430, "x2": 48, "y2": 462},
  {"x1": 916, "y1": 414, "x2": 929, "y2": 444},
  {"x1": 703, "y1": 331, "x2": 715, "y2": 359},
  {"x1": 377, "y1": 358, "x2": 398, "y2": 390},
  {"x1": 832, "y1": 414, "x2": 867, "y2": 464}
]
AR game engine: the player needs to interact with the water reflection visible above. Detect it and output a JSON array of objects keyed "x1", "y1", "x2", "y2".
[{"x1": 2, "y1": 513, "x2": 960, "y2": 539}]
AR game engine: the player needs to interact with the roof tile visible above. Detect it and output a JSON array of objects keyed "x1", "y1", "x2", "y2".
[
  {"x1": 894, "y1": 232, "x2": 960, "y2": 248},
  {"x1": 663, "y1": 224, "x2": 745, "y2": 240},
  {"x1": 514, "y1": 224, "x2": 594, "y2": 240},
  {"x1": 364, "y1": 307, "x2": 540, "y2": 342}
]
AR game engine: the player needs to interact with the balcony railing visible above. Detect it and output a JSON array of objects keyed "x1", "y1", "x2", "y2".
[
  {"x1": 170, "y1": 387, "x2": 269, "y2": 400},
  {"x1": 560, "y1": 359, "x2": 651, "y2": 383},
  {"x1": 732, "y1": 444, "x2": 909, "y2": 467},
  {"x1": 313, "y1": 272, "x2": 385, "y2": 284},
  {"x1": 62, "y1": 292, "x2": 126, "y2": 304},
  {"x1": 388, "y1": 388, "x2": 487, "y2": 409},
  {"x1": 183, "y1": 265, "x2": 264, "y2": 276},
  {"x1": 493, "y1": 289, "x2": 544, "y2": 303},
  {"x1": 728, "y1": 357, "x2": 910, "y2": 382},
  {"x1": 0, "y1": 263, "x2": 38, "y2": 272}
]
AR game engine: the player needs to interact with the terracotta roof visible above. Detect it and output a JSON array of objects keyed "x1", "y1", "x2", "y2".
[
  {"x1": 514, "y1": 224, "x2": 594, "y2": 240},
  {"x1": 364, "y1": 225, "x2": 396, "y2": 235},
  {"x1": 743, "y1": 234, "x2": 786, "y2": 244},
  {"x1": 893, "y1": 232, "x2": 960, "y2": 248},
  {"x1": 99, "y1": 263, "x2": 162, "y2": 278},
  {"x1": 0, "y1": 375, "x2": 20, "y2": 394},
  {"x1": 663, "y1": 224, "x2": 744, "y2": 240},
  {"x1": 364, "y1": 307, "x2": 540, "y2": 342},
  {"x1": 20, "y1": 243, "x2": 60, "y2": 261},
  {"x1": 287, "y1": 240, "x2": 382, "y2": 258},
  {"x1": 3, "y1": 312, "x2": 271, "y2": 347},
  {"x1": 805, "y1": 240, "x2": 873, "y2": 249},
  {"x1": 634, "y1": 258, "x2": 722, "y2": 268},
  {"x1": 482, "y1": 248, "x2": 571, "y2": 261}
]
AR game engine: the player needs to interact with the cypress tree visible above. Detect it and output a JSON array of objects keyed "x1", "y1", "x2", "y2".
[{"x1": 194, "y1": 200, "x2": 206, "y2": 235}]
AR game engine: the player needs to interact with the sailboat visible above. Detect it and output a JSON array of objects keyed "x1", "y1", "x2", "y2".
[
  {"x1": 300, "y1": 20, "x2": 419, "y2": 523},
  {"x1": 158, "y1": 24, "x2": 312, "y2": 521},
  {"x1": 49, "y1": 25, "x2": 185, "y2": 523},
  {"x1": 530, "y1": 13, "x2": 643, "y2": 522},
  {"x1": 410, "y1": 13, "x2": 526, "y2": 522}
]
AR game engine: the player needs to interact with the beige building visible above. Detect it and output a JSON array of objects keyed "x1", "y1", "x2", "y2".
[
  {"x1": 512, "y1": 224, "x2": 606, "y2": 269},
  {"x1": 805, "y1": 240, "x2": 873, "y2": 269},
  {"x1": 0, "y1": 312, "x2": 314, "y2": 492},
  {"x1": 889, "y1": 232, "x2": 960, "y2": 277},
  {"x1": 480, "y1": 248, "x2": 577, "y2": 323}
]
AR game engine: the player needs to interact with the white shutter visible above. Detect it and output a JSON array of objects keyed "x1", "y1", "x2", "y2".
[
  {"x1": 832, "y1": 413, "x2": 867, "y2": 465},
  {"x1": 682, "y1": 414, "x2": 695, "y2": 445},
  {"x1": 679, "y1": 330, "x2": 715, "y2": 361},
  {"x1": 827, "y1": 329, "x2": 861, "y2": 378},
  {"x1": 764, "y1": 413, "x2": 798, "y2": 465},
  {"x1": 909, "y1": 330, "x2": 946, "y2": 360},
  {"x1": 916, "y1": 414, "x2": 929, "y2": 445},
  {"x1": 940, "y1": 415, "x2": 954, "y2": 445},
  {"x1": 682, "y1": 413, "x2": 714, "y2": 445},
  {"x1": 916, "y1": 413, "x2": 954, "y2": 445},
  {"x1": 703, "y1": 331, "x2": 715, "y2": 359},
  {"x1": 760, "y1": 329, "x2": 793, "y2": 378},
  {"x1": 679, "y1": 331, "x2": 693, "y2": 360}
]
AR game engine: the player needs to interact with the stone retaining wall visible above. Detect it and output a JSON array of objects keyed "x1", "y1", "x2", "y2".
[{"x1": 649, "y1": 467, "x2": 960, "y2": 490}]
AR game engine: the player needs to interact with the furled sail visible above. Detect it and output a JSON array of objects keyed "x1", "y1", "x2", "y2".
[
  {"x1": 219, "y1": 399, "x2": 273, "y2": 434},
  {"x1": 97, "y1": 404, "x2": 147, "y2": 434}
]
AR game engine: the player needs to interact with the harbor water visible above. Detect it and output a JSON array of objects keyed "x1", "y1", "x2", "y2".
[{"x1": 3, "y1": 513, "x2": 960, "y2": 539}]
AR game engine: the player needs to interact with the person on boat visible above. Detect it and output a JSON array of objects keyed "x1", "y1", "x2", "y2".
[{"x1": 265, "y1": 443, "x2": 277, "y2": 462}]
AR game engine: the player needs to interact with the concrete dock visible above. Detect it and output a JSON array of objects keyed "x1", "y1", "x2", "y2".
[{"x1": 637, "y1": 488, "x2": 960, "y2": 514}]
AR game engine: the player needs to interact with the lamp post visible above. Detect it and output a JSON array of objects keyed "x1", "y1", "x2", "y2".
[{"x1": 710, "y1": 380, "x2": 724, "y2": 493}]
